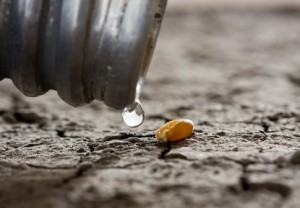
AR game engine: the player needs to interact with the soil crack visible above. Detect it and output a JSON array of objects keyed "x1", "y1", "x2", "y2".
[{"x1": 158, "y1": 142, "x2": 172, "y2": 159}]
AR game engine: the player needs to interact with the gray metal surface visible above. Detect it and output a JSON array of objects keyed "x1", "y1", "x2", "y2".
[{"x1": 0, "y1": 0, "x2": 167, "y2": 110}]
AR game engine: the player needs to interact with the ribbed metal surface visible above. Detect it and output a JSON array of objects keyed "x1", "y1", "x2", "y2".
[{"x1": 0, "y1": 0, "x2": 167, "y2": 110}]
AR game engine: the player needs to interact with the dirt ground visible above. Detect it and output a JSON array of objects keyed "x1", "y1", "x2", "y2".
[{"x1": 1, "y1": 3, "x2": 300, "y2": 208}]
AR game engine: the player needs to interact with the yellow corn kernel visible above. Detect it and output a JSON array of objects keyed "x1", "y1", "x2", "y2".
[{"x1": 155, "y1": 119, "x2": 194, "y2": 142}]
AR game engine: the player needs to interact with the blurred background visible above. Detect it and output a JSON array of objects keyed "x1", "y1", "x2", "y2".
[{"x1": 168, "y1": 0, "x2": 300, "y2": 10}]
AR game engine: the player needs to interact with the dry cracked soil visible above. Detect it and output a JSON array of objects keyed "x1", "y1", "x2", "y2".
[{"x1": 0, "y1": 5, "x2": 300, "y2": 208}]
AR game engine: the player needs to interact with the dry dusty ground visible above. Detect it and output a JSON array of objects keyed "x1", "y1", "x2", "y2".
[{"x1": 1, "y1": 4, "x2": 300, "y2": 208}]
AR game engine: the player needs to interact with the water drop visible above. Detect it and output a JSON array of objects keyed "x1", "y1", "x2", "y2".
[{"x1": 122, "y1": 100, "x2": 144, "y2": 128}]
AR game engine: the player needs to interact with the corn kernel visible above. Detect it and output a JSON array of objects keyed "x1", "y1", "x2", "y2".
[{"x1": 155, "y1": 119, "x2": 194, "y2": 142}]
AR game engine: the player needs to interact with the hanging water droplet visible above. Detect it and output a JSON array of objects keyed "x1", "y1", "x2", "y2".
[{"x1": 122, "y1": 100, "x2": 144, "y2": 128}]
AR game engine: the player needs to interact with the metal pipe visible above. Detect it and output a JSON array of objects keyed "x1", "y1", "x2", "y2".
[{"x1": 0, "y1": 0, "x2": 167, "y2": 110}]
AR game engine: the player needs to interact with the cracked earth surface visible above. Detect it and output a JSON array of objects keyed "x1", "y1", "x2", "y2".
[{"x1": 0, "y1": 9, "x2": 300, "y2": 208}]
